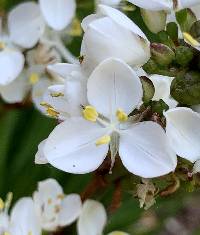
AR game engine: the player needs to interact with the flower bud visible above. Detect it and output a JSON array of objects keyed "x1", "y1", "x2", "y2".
[
  {"x1": 176, "y1": 8, "x2": 197, "y2": 32},
  {"x1": 140, "y1": 76, "x2": 155, "y2": 103},
  {"x1": 175, "y1": 46, "x2": 194, "y2": 66},
  {"x1": 171, "y1": 71, "x2": 200, "y2": 105},
  {"x1": 151, "y1": 43, "x2": 175, "y2": 66},
  {"x1": 141, "y1": 9, "x2": 167, "y2": 34}
]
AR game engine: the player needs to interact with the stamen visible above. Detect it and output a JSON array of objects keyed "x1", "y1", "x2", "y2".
[
  {"x1": 183, "y1": 32, "x2": 200, "y2": 47},
  {"x1": 46, "y1": 108, "x2": 60, "y2": 118},
  {"x1": 57, "y1": 194, "x2": 65, "y2": 200},
  {"x1": 50, "y1": 92, "x2": 64, "y2": 97},
  {"x1": 4, "y1": 232, "x2": 10, "y2": 235},
  {"x1": 96, "y1": 135, "x2": 111, "y2": 146},
  {"x1": 40, "y1": 102, "x2": 60, "y2": 118},
  {"x1": 83, "y1": 106, "x2": 98, "y2": 122},
  {"x1": 116, "y1": 109, "x2": 128, "y2": 122},
  {"x1": 0, "y1": 42, "x2": 5, "y2": 50},
  {"x1": 29, "y1": 73, "x2": 39, "y2": 85},
  {"x1": 0, "y1": 198, "x2": 4, "y2": 210}
]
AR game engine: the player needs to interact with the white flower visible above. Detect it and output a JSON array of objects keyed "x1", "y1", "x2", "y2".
[
  {"x1": 165, "y1": 107, "x2": 200, "y2": 163},
  {"x1": 149, "y1": 75, "x2": 178, "y2": 109},
  {"x1": 1, "y1": 197, "x2": 41, "y2": 235},
  {"x1": 77, "y1": 199, "x2": 129, "y2": 235},
  {"x1": 95, "y1": 0, "x2": 121, "y2": 7},
  {"x1": 33, "y1": 178, "x2": 82, "y2": 232},
  {"x1": 80, "y1": 4, "x2": 150, "y2": 75},
  {"x1": 43, "y1": 58, "x2": 177, "y2": 178}
]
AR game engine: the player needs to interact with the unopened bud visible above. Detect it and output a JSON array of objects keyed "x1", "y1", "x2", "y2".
[
  {"x1": 151, "y1": 43, "x2": 175, "y2": 66},
  {"x1": 175, "y1": 46, "x2": 194, "y2": 66},
  {"x1": 141, "y1": 9, "x2": 167, "y2": 34}
]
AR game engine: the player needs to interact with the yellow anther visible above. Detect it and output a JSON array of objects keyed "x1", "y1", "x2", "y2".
[
  {"x1": 108, "y1": 232, "x2": 128, "y2": 235},
  {"x1": 0, "y1": 198, "x2": 4, "y2": 210},
  {"x1": 50, "y1": 92, "x2": 64, "y2": 97},
  {"x1": 3, "y1": 232, "x2": 10, "y2": 235},
  {"x1": 47, "y1": 107, "x2": 60, "y2": 118},
  {"x1": 69, "y1": 18, "x2": 82, "y2": 37},
  {"x1": 40, "y1": 102, "x2": 52, "y2": 108},
  {"x1": 96, "y1": 135, "x2": 111, "y2": 146},
  {"x1": 0, "y1": 42, "x2": 5, "y2": 50},
  {"x1": 183, "y1": 32, "x2": 200, "y2": 47},
  {"x1": 83, "y1": 106, "x2": 98, "y2": 122},
  {"x1": 29, "y1": 73, "x2": 39, "y2": 85},
  {"x1": 116, "y1": 109, "x2": 128, "y2": 122},
  {"x1": 28, "y1": 232, "x2": 33, "y2": 235},
  {"x1": 57, "y1": 194, "x2": 65, "y2": 200}
]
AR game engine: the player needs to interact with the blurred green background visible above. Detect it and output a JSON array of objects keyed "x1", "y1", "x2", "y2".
[{"x1": 1, "y1": 0, "x2": 200, "y2": 234}]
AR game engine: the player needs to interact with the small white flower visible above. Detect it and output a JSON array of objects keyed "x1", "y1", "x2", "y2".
[
  {"x1": 33, "y1": 178, "x2": 82, "y2": 232},
  {"x1": 43, "y1": 58, "x2": 177, "y2": 178},
  {"x1": 149, "y1": 75, "x2": 178, "y2": 109},
  {"x1": 81, "y1": 4, "x2": 150, "y2": 75},
  {"x1": 165, "y1": 107, "x2": 200, "y2": 163}
]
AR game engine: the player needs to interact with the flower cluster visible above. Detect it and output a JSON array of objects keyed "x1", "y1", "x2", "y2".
[
  {"x1": 1, "y1": 0, "x2": 200, "y2": 233},
  {"x1": 0, "y1": 178, "x2": 127, "y2": 235}
]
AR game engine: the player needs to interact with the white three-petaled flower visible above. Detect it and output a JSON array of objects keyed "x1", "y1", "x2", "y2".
[
  {"x1": 43, "y1": 58, "x2": 177, "y2": 178},
  {"x1": 33, "y1": 178, "x2": 82, "y2": 232}
]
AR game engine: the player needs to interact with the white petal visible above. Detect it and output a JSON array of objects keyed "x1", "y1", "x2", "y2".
[
  {"x1": 32, "y1": 78, "x2": 53, "y2": 113},
  {"x1": 0, "y1": 50, "x2": 24, "y2": 85},
  {"x1": 47, "y1": 63, "x2": 81, "y2": 79},
  {"x1": 149, "y1": 75, "x2": 177, "y2": 109},
  {"x1": 37, "y1": 178, "x2": 63, "y2": 196},
  {"x1": 165, "y1": 107, "x2": 200, "y2": 162},
  {"x1": 87, "y1": 58, "x2": 143, "y2": 118},
  {"x1": 96, "y1": 0, "x2": 121, "y2": 6},
  {"x1": 191, "y1": 4, "x2": 200, "y2": 19},
  {"x1": 77, "y1": 199, "x2": 107, "y2": 235},
  {"x1": 35, "y1": 139, "x2": 48, "y2": 164},
  {"x1": 0, "y1": 72, "x2": 29, "y2": 103},
  {"x1": 98, "y1": 5, "x2": 149, "y2": 40},
  {"x1": 127, "y1": 0, "x2": 173, "y2": 11},
  {"x1": 8, "y1": 2, "x2": 45, "y2": 48},
  {"x1": 81, "y1": 9, "x2": 150, "y2": 72},
  {"x1": 39, "y1": 0, "x2": 76, "y2": 30},
  {"x1": 58, "y1": 194, "x2": 82, "y2": 226},
  {"x1": 119, "y1": 121, "x2": 177, "y2": 178},
  {"x1": 81, "y1": 14, "x2": 101, "y2": 32},
  {"x1": 10, "y1": 197, "x2": 41, "y2": 235},
  {"x1": 108, "y1": 232, "x2": 130, "y2": 235},
  {"x1": 178, "y1": 0, "x2": 200, "y2": 10},
  {"x1": 44, "y1": 118, "x2": 109, "y2": 174}
]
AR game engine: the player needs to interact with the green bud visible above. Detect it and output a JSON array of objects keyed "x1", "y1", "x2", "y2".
[
  {"x1": 171, "y1": 71, "x2": 200, "y2": 105},
  {"x1": 141, "y1": 9, "x2": 167, "y2": 34},
  {"x1": 151, "y1": 43, "x2": 175, "y2": 66},
  {"x1": 143, "y1": 59, "x2": 159, "y2": 74},
  {"x1": 150, "y1": 100, "x2": 169, "y2": 115},
  {"x1": 157, "y1": 31, "x2": 175, "y2": 48},
  {"x1": 176, "y1": 8, "x2": 197, "y2": 32},
  {"x1": 175, "y1": 46, "x2": 194, "y2": 66},
  {"x1": 190, "y1": 20, "x2": 200, "y2": 41},
  {"x1": 166, "y1": 22, "x2": 178, "y2": 41},
  {"x1": 140, "y1": 76, "x2": 155, "y2": 103}
]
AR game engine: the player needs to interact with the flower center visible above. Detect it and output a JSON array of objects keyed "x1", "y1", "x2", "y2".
[{"x1": 29, "y1": 73, "x2": 40, "y2": 85}]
